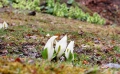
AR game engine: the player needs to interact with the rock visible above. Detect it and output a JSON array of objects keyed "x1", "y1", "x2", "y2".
[
  {"x1": 28, "y1": 11, "x2": 36, "y2": 16},
  {"x1": 101, "y1": 63, "x2": 120, "y2": 69}
]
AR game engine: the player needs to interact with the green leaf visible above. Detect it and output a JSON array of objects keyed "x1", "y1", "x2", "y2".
[
  {"x1": 67, "y1": 0, "x2": 74, "y2": 4},
  {"x1": 0, "y1": 2, "x2": 3, "y2": 8},
  {"x1": 113, "y1": 46, "x2": 120, "y2": 53},
  {"x1": 74, "y1": 53, "x2": 77, "y2": 60},
  {"x1": 68, "y1": 51, "x2": 73, "y2": 61},
  {"x1": 52, "y1": 51, "x2": 57, "y2": 59},
  {"x1": 56, "y1": 0, "x2": 60, "y2": 2},
  {"x1": 40, "y1": 6, "x2": 45, "y2": 9},
  {"x1": 47, "y1": 0, "x2": 55, "y2": 8},
  {"x1": 57, "y1": 45, "x2": 61, "y2": 54},
  {"x1": 46, "y1": 8, "x2": 53, "y2": 14},
  {"x1": 41, "y1": 48, "x2": 48, "y2": 59}
]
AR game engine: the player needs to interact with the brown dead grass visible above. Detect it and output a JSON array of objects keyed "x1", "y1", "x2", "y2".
[{"x1": 0, "y1": 8, "x2": 120, "y2": 35}]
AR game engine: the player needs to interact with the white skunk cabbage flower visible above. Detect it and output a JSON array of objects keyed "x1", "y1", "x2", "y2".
[
  {"x1": 3, "y1": 21, "x2": 8, "y2": 29},
  {"x1": 0, "y1": 23, "x2": 3, "y2": 29},
  {"x1": 65, "y1": 41, "x2": 74, "y2": 60},
  {"x1": 55, "y1": 35, "x2": 67, "y2": 58},
  {"x1": 44, "y1": 36, "x2": 58, "y2": 61},
  {"x1": 46, "y1": 33, "x2": 50, "y2": 37}
]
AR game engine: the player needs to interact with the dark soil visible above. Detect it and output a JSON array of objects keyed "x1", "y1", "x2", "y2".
[{"x1": 76, "y1": 0, "x2": 120, "y2": 25}]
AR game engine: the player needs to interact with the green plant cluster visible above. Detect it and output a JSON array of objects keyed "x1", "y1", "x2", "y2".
[
  {"x1": 1, "y1": 0, "x2": 105, "y2": 25},
  {"x1": 11, "y1": 0, "x2": 40, "y2": 11},
  {"x1": 45, "y1": 0, "x2": 105, "y2": 25},
  {"x1": 87, "y1": 13, "x2": 105, "y2": 25},
  {"x1": 113, "y1": 46, "x2": 120, "y2": 53},
  {"x1": 0, "y1": 0, "x2": 9, "y2": 8}
]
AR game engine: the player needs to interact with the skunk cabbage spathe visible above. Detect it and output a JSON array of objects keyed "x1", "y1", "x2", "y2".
[
  {"x1": 55, "y1": 35, "x2": 67, "y2": 58},
  {"x1": 65, "y1": 41, "x2": 74, "y2": 60},
  {"x1": 44, "y1": 36, "x2": 58, "y2": 61}
]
